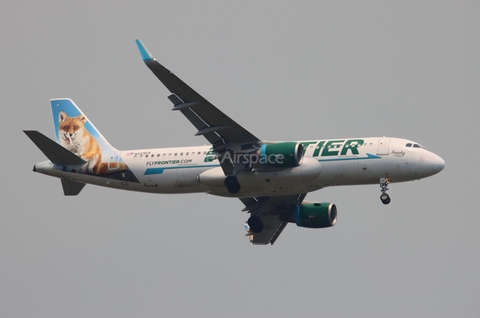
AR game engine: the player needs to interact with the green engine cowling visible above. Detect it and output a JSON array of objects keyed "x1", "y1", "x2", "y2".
[
  {"x1": 293, "y1": 202, "x2": 337, "y2": 228},
  {"x1": 258, "y1": 142, "x2": 303, "y2": 168}
]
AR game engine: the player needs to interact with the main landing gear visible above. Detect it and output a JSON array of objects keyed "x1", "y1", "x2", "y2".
[{"x1": 379, "y1": 178, "x2": 391, "y2": 205}]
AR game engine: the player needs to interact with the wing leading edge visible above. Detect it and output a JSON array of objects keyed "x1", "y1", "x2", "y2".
[{"x1": 135, "y1": 39, "x2": 260, "y2": 151}]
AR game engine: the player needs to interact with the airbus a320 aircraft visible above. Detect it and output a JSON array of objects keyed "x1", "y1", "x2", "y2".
[{"x1": 24, "y1": 39, "x2": 445, "y2": 245}]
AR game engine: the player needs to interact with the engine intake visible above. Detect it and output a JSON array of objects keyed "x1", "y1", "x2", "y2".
[{"x1": 257, "y1": 142, "x2": 303, "y2": 168}]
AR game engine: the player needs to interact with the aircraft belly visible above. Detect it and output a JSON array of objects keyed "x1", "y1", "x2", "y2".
[
  {"x1": 176, "y1": 167, "x2": 204, "y2": 189},
  {"x1": 59, "y1": 170, "x2": 142, "y2": 191},
  {"x1": 199, "y1": 160, "x2": 322, "y2": 197},
  {"x1": 314, "y1": 160, "x2": 361, "y2": 186},
  {"x1": 335, "y1": 159, "x2": 360, "y2": 184},
  {"x1": 238, "y1": 158, "x2": 321, "y2": 196},
  {"x1": 390, "y1": 160, "x2": 417, "y2": 182},
  {"x1": 252, "y1": 173, "x2": 309, "y2": 196},
  {"x1": 142, "y1": 167, "x2": 208, "y2": 193}
]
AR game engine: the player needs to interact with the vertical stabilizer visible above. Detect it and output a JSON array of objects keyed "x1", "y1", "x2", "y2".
[
  {"x1": 50, "y1": 98, "x2": 127, "y2": 175},
  {"x1": 51, "y1": 99, "x2": 117, "y2": 151}
]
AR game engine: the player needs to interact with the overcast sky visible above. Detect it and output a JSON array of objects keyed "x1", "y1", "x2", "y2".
[{"x1": 1, "y1": 1, "x2": 479, "y2": 317}]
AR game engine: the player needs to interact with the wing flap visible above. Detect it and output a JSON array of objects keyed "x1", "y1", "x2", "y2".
[{"x1": 248, "y1": 215, "x2": 288, "y2": 245}]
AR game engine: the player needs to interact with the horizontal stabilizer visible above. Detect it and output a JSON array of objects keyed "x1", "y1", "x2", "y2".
[
  {"x1": 61, "y1": 179, "x2": 86, "y2": 196},
  {"x1": 23, "y1": 130, "x2": 86, "y2": 165}
]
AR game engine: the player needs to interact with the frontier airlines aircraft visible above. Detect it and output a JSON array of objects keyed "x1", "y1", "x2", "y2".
[{"x1": 24, "y1": 40, "x2": 445, "y2": 245}]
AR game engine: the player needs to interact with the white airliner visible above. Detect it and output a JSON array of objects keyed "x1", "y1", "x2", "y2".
[{"x1": 24, "y1": 39, "x2": 445, "y2": 245}]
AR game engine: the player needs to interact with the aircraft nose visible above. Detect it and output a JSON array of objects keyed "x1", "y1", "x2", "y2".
[{"x1": 430, "y1": 153, "x2": 445, "y2": 175}]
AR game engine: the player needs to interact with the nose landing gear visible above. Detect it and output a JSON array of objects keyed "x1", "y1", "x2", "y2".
[{"x1": 379, "y1": 178, "x2": 391, "y2": 204}]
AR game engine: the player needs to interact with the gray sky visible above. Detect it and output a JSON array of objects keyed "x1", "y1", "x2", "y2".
[{"x1": 1, "y1": 1, "x2": 479, "y2": 317}]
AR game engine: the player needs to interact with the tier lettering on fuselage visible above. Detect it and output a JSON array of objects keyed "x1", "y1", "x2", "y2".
[
  {"x1": 202, "y1": 139, "x2": 366, "y2": 163},
  {"x1": 301, "y1": 139, "x2": 365, "y2": 157}
]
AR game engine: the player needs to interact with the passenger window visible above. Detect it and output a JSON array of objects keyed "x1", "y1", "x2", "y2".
[{"x1": 406, "y1": 143, "x2": 412, "y2": 147}]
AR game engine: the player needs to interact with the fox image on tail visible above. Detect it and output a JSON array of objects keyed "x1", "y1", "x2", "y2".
[
  {"x1": 51, "y1": 99, "x2": 130, "y2": 177},
  {"x1": 25, "y1": 98, "x2": 137, "y2": 196},
  {"x1": 58, "y1": 110, "x2": 103, "y2": 174}
]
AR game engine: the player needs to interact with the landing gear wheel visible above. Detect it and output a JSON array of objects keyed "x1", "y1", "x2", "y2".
[
  {"x1": 380, "y1": 193, "x2": 391, "y2": 205},
  {"x1": 379, "y1": 178, "x2": 391, "y2": 205},
  {"x1": 224, "y1": 176, "x2": 241, "y2": 194},
  {"x1": 247, "y1": 215, "x2": 264, "y2": 233}
]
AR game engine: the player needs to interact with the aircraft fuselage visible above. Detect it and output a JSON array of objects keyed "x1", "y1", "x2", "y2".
[{"x1": 33, "y1": 136, "x2": 445, "y2": 198}]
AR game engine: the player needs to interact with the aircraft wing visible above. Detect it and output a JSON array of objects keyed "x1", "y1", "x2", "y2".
[
  {"x1": 135, "y1": 39, "x2": 260, "y2": 152},
  {"x1": 240, "y1": 194, "x2": 306, "y2": 245},
  {"x1": 247, "y1": 214, "x2": 288, "y2": 245}
]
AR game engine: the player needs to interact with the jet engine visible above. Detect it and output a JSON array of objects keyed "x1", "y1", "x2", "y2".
[
  {"x1": 280, "y1": 201, "x2": 337, "y2": 228},
  {"x1": 257, "y1": 142, "x2": 303, "y2": 168}
]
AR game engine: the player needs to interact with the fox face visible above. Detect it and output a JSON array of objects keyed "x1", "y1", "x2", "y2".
[
  {"x1": 59, "y1": 111, "x2": 87, "y2": 149},
  {"x1": 58, "y1": 110, "x2": 102, "y2": 174}
]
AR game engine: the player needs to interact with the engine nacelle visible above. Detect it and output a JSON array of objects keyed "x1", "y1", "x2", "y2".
[
  {"x1": 244, "y1": 215, "x2": 264, "y2": 234},
  {"x1": 280, "y1": 202, "x2": 337, "y2": 228},
  {"x1": 257, "y1": 142, "x2": 303, "y2": 168}
]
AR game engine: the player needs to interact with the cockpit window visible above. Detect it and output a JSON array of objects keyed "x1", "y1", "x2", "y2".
[{"x1": 406, "y1": 142, "x2": 425, "y2": 149}]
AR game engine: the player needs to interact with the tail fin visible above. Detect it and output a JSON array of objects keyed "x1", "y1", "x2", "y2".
[
  {"x1": 24, "y1": 99, "x2": 133, "y2": 196},
  {"x1": 51, "y1": 98, "x2": 117, "y2": 152}
]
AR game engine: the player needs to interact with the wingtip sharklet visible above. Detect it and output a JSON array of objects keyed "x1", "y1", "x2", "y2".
[{"x1": 135, "y1": 39, "x2": 154, "y2": 62}]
